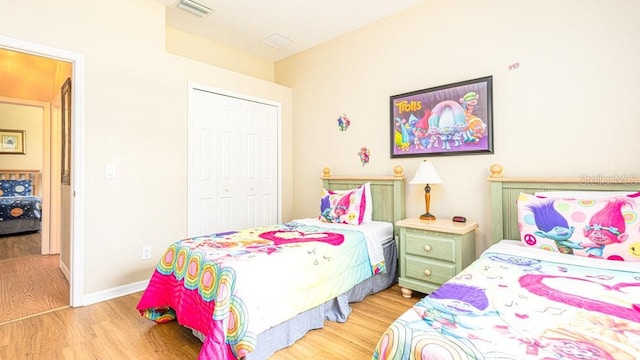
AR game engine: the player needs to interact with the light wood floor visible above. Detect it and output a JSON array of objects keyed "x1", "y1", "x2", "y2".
[
  {"x1": 0, "y1": 231, "x2": 41, "y2": 261},
  {"x1": 0, "y1": 283, "x2": 421, "y2": 359},
  {"x1": 270, "y1": 285, "x2": 420, "y2": 359},
  {"x1": 0, "y1": 254, "x2": 69, "y2": 324}
]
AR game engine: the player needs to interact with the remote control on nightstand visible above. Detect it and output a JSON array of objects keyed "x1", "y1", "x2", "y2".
[{"x1": 452, "y1": 216, "x2": 467, "y2": 223}]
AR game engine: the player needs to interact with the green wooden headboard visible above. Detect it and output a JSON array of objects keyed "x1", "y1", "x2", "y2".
[
  {"x1": 487, "y1": 164, "x2": 640, "y2": 243},
  {"x1": 321, "y1": 166, "x2": 405, "y2": 238}
]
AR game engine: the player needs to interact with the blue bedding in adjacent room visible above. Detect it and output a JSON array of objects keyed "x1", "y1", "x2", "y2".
[
  {"x1": 0, "y1": 195, "x2": 42, "y2": 222},
  {"x1": 0, "y1": 183, "x2": 42, "y2": 235}
]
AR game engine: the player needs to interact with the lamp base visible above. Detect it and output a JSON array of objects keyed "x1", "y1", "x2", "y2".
[{"x1": 419, "y1": 213, "x2": 436, "y2": 221}]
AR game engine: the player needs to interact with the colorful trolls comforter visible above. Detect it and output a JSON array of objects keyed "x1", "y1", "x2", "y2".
[
  {"x1": 137, "y1": 220, "x2": 386, "y2": 359},
  {"x1": 0, "y1": 196, "x2": 42, "y2": 222},
  {"x1": 374, "y1": 240, "x2": 640, "y2": 360}
]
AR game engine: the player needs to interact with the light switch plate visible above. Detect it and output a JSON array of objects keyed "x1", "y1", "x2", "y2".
[{"x1": 105, "y1": 164, "x2": 117, "y2": 179}]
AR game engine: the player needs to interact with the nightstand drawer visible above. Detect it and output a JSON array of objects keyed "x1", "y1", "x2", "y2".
[
  {"x1": 396, "y1": 218, "x2": 477, "y2": 298},
  {"x1": 404, "y1": 228, "x2": 455, "y2": 263},
  {"x1": 404, "y1": 255, "x2": 456, "y2": 285}
]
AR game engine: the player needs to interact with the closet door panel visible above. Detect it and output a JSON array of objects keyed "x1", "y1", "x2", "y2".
[{"x1": 189, "y1": 89, "x2": 278, "y2": 237}]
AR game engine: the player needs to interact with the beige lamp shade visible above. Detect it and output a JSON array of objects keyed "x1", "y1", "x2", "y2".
[{"x1": 409, "y1": 161, "x2": 442, "y2": 185}]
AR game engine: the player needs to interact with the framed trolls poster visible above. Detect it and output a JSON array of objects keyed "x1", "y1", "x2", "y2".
[{"x1": 390, "y1": 76, "x2": 493, "y2": 158}]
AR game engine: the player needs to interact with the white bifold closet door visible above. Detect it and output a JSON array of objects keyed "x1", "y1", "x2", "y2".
[{"x1": 188, "y1": 88, "x2": 279, "y2": 237}]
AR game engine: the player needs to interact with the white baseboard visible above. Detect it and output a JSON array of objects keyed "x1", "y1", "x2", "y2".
[
  {"x1": 59, "y1": 259, "x2": 71, "y2": 282},
  {"x1": 81, "y1": 279, "x2": 150, "y2": 306}
]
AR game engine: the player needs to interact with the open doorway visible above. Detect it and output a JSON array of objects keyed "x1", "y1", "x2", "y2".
[
  {"x1": 0, "y1": 52, "x2": 70, "y2": 323},
  {"x1": 0, "y1": 101, "x2": 53, "y2": 258},
  {"x1": 0, "y1": 35, "x2": 85, "y2": 309}
]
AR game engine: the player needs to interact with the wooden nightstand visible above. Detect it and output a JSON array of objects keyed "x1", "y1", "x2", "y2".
[{"x1": 396, "y1": 218, "x2": 478, "y2": 298}]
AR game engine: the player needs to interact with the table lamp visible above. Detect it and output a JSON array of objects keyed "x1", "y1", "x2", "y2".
[{"x1": 409, "y1": 160, "x2": 442, "y2": 220}]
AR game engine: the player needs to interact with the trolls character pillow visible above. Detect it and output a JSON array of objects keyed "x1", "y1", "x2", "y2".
[
  {"x1": 318, "y1": 184, "x2": 369, "y2": 225},
  {"x1": 517, "y1": 192, "x2": 640, "y2": 261}
]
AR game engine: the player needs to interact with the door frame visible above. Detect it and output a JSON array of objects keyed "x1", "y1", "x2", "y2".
[
  {"x1": 187, "y1": 81, "x2": 283, "y2": 236},
  {"x1": 0, "y1": 35, "x2": 86, "y2": 307}
]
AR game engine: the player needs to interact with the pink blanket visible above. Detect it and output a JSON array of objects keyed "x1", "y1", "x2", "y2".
[{"x1": 137, "y1": 222, "x2": 381, "y2": 359}]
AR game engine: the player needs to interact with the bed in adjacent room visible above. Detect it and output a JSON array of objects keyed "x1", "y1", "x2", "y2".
[
  {"x1": 137, "y1": 167, "x2": 406, "y2": 359},
  {"x1": 373, "y1": 164, "x2": 640, "y2": 360},
  {"x1": 0, "y1": 170, "x2": 42, "y2": 236}
]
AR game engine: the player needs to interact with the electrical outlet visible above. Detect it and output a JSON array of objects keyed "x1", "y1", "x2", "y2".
[{"x1": 142, "y1": 245, "x2": 152, "y2": 260}]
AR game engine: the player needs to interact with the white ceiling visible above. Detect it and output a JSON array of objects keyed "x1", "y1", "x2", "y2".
[{"x1": 158, "y1": 0, "x2": 424, "y2": 61}]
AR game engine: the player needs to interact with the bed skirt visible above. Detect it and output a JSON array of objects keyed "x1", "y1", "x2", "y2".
[
  {"x1": 192, "y1": 238, "x2": 398, "y2": 360},
  {"x1": 0, "y1": 218, "x2": 41, "y2": 236}
]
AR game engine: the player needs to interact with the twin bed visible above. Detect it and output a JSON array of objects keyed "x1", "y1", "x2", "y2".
[
  {"x1": 137, "y1": 167, "x2": 406, "y2": 359},
  {"x1": 373, "y1": 164, "x2": 640, "y2": 360},
  {"x1": 0, "y1": 170, "x2": 42, "y2": 236},
  {"x1": 138, "y1": 164, "x2": 640, "y2": 359}
]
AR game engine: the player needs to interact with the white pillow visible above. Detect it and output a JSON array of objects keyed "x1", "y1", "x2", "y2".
[
  {"x1": 363, "y1": 182, "x2": 373, "y2": 223},
  {"x1": 534, "y1": 191, "x2": 637, "y2": 199}
]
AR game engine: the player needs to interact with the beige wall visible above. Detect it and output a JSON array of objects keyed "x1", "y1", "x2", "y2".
[
  {"x1": 276, "y1": 0, "x2": 640, "y2": 254},
  {"x1": 166, "y1": 27, "x2": 274, "y2": 82},
  {"x1": 1, "y1": 0, "x2": 292, "y2": 296},
  {"x1": 0, "y1": 101, "x2": 44, "y2": 171}
]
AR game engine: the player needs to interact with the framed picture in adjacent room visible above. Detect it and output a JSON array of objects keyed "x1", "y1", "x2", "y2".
[{"x1": 0, "y1": 129, "x2": 26, "y2": 154}]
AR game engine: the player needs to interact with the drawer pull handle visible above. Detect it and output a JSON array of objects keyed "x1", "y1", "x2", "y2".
[
  {"x1": 424, "y1": 269, "x2": 431, "y2": 277},
  {"x1": 423, "y1": 245, "x2": 432, "y2": 252}
]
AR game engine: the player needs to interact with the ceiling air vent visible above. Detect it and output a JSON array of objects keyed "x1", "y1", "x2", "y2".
[
  {"x1": 261, "y1": 33, "x2": 294, "y2": 49},
  {"x1": 177, "y1": 0, "x2": 212, "y2": 17}
]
